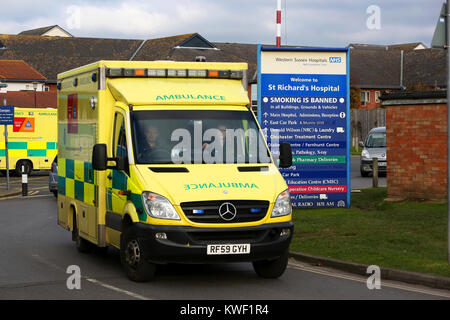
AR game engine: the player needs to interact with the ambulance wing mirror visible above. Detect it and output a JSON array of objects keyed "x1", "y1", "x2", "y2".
[
  {"x1": 279, "y1": 142, "x2": 292, "y2": 168},
  {"x1": 93, "y1": 144, "x2": 127, "y2": 171},
  {"x1": 115, "y1": 157, "x2": 127, "y2": 171},
  {"x1": 92, "y1": 144, "x2": 108, "y2": 170}
]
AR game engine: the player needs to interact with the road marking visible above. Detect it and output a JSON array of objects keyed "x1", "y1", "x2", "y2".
[
  {"x1": 85, "y1": 278, "x2": 151, "y2": 300},
  {"x1": 0, "y1": 192, "x2": 53, "y2": 200},
  {"x1": 32, "y1": 186, "x2": 50, "y2": 190},
  {"x1": 31, "y1": 254, "x2": 152, "y2": 300},
  {"x1": 288, "y1": 260, "x2": 450, "y2": 299}
]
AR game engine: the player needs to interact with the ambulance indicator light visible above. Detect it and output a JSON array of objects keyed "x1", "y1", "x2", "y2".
[
  {"x1": 134, "y1": 69, "x2": 146, "y2": 76},
  {"x1": 208, "y1": 70, "x2": 219, "y2": 77}
]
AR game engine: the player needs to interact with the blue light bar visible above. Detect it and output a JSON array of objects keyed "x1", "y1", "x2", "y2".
[
  {"x1": 250, "y1": 208, "x2": 262, "y2": 213},
  {"x1": 192, "y1": 209, "x2": 205, "y2": 214}
]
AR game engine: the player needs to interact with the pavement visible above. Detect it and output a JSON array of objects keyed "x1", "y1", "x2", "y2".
[{"x1": 0, "y1": 170, "x2": 51, "y2": 198}]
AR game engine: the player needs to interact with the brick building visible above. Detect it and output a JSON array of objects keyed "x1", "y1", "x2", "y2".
[
  {"x1": 349, "y1": 45, "x2": 447, "y2": 109},
  {"x1": 381, "y1": 91, "x2": 447, "y2": 201}
]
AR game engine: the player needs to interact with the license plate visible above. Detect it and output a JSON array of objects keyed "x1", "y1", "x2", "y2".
[{"x1": 207, "y1": 244, "x2": 250, "y2": 255}]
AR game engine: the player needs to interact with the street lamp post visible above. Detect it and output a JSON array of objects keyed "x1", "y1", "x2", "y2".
[{"x1": 32, "y1": 82, "x2": 38, "y2": 108}]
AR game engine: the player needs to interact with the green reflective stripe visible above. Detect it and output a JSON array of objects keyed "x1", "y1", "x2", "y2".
[
  {"x1": 59, "y1": 158, "x2": 98, "y2": 206},
  {"x1": 46, "y1": 142, "x2": 57, "y2": 150},
  {"x1": 66, "y1": 159, "x2": 74, "y2": 179},
  {"x1": 131, "y1": 193, "x2": 146, "y2": 221},
  {"x1": 8, "y1": 142, "x2": 27, "y2": 149},
  {"x1": 112, "y1": 170, "x2": 127, "y2": 190},
  {"x1": 74, "y1": 180, "x2": 84, "y2": 202},
  {"x1": 58, "y1": 176, "x2": 66, "y2": 195},
  {"x1": 27, "y1": 149, "x2": 46, "y2": 157}
]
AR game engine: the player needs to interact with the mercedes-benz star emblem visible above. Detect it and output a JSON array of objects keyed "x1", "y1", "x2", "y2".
[{"x1": 218, "y1": 202, "x2": 237, "y2": 221}]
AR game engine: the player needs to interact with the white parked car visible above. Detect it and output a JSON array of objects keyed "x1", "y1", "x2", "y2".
[{"x1": 359, "y1": 127, "x2": 386, "y2": 177}]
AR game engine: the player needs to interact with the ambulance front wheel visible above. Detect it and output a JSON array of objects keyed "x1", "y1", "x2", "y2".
[
  {"x1": 120, "y1": 225, "x2": 157, "y2": 282},
  {"x1": 15, "y1": 160, "x2": 32, "y2": 176},
  {"x1": 252, "y1": 248, "x2": 289, "y2": 279}
]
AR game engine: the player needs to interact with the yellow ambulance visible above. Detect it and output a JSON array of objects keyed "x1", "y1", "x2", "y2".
[
  {"x1": 56, "y1": 61, "x2": 293, "y2": 282},
  {"x1": 0, "y1": 107, "x2": 57, "y2": 175}
]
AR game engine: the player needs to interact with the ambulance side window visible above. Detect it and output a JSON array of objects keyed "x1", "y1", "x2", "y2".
[{"x1": 113, "y1": 112, "x2": 129, "y2": 175}]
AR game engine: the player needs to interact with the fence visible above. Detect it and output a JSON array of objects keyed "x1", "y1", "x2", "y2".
[{"x1": 350, "y1": 109, "x2": 386, "y2": 150}]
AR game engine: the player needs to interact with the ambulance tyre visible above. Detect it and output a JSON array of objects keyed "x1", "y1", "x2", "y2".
[
  {"x1": 120, "y1": 225, "x2": 156, "y2": 282},
  {"x1": 15, "y1": 160, "x2": 32, "y2": 176},
  {"x1": 73, "y1": 214, "x2": 92, "y2": 253},
  {"x1": 252, "y1": 248, "x2": 289, "y2": 279}
]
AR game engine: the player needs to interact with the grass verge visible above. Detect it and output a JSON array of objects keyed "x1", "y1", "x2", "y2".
[{"x1": 291, "y1": 187, "x2": 450, "y2": 278}]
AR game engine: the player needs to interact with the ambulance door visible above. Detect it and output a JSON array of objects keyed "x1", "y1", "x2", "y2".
[{"x1": 106, "y1": 109, "x2": 130, "y2": 247}]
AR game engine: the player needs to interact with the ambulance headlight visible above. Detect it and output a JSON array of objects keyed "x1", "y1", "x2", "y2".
[
  {"x1": 271, "y1": 190, "x2": 291, "y2": 217},
  {"x1": 142, "y1": 192, "x2": 180, "y2": 220}
]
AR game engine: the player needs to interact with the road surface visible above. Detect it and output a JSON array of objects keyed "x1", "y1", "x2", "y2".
[{"x1": 0, "y1": 195, "x2": 447, "y2": 301}]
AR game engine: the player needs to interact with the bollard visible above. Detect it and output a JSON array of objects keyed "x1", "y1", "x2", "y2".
[
  {"x1": 372, "y1": 157, "x2": 378, "y2": 188},
  {"x1": 22, "y1": 165, "x2": 28, "y2": 196}
]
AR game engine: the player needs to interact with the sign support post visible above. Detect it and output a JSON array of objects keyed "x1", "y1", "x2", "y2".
[
  {"x1": 0, "y1": 103, "x2": 14, "y2": 191},
  {"x1": 4, "y1": 125, "x2": 9, "y2": 190}
]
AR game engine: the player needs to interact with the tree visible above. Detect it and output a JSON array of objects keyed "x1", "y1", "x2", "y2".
[{"x1": 350, "y1": 86, "x2": 361, "y2": 109}]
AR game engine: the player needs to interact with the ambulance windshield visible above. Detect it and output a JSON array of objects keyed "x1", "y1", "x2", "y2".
[{"x1": 131, "y1": 110, "x2": 271, "y2": 165}]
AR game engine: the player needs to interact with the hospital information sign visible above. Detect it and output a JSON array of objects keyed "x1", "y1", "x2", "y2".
[{"x1": 257, "y1": 46, "x2": 350, "y2": 208}]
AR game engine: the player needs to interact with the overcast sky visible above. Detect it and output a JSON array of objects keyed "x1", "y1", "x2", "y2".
[{"x1": 0, "y1": 0, "x2": 443, "y2": 47}]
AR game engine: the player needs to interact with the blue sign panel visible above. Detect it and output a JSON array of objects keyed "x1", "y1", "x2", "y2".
[
  {"x1": 0, "y1": 106, "x2": 14, "y2": 125},
  {"x1": 258, "y1": 46, "x2": 350, "y2": 208}
]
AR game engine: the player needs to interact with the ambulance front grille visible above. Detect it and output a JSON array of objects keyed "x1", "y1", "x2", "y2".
[{"x1": 180, "y1": 200, "x2": 269, "y2": 223}]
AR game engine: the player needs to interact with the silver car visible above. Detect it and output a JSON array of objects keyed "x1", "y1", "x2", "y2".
[
  {"x1": 359, "y1": 127, "x2": 386, "y2": 177},
  {"x1": 49, "y1": 156, "x2": 58, "y2": 197}
]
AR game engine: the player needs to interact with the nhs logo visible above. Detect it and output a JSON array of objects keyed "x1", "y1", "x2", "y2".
[{"x1": 329, "y1": 57, "x2": 342, "y2": 63}]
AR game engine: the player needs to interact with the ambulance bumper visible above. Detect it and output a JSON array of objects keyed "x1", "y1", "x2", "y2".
[{"x1": 133, "y1": 222, "x2": 293, "y2": 264}]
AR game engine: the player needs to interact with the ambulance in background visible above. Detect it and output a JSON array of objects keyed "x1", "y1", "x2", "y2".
[
  {"x1": 56, "y1": 60, "x2": 293, "y2": 282},
  {"x1": 0, "y1": 107, "x2": 57, "y2": 175}
]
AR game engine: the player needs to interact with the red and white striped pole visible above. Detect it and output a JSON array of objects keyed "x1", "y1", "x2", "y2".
[{"x1": 276, "y1": 0, "x2": 282, "y2": 47}]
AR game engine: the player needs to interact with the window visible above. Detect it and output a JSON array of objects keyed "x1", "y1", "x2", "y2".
[
  {"x1": 113, "y1": 112, "x2": 129, "y2": 174},
  {"x1": 361, "y1": 91, "x2": 370, "y2": 106},
  {"x1": 131, "y1": 110, "x2": 271, "y2": 165},
  {"x1": 375, "y1": 91, "x2": 381, "y2": 103},
  {"x1": 365, "y1": 132, "x2": 386, "y2": 148}
]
